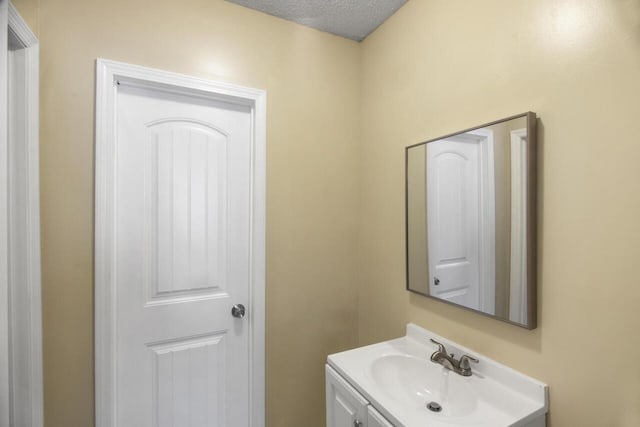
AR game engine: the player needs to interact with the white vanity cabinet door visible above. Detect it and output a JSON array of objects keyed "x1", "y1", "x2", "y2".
[
  {"x1": 367, "y1": 406, "x2": 394, "y2": 427},
  {"x1": 326, "y1": 365, "x2": 369, "y2": 427}
]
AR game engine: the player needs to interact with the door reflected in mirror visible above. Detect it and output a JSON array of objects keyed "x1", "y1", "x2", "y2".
[{"x1": 406, "y1": 113, "x2": 537, "y2": 329}]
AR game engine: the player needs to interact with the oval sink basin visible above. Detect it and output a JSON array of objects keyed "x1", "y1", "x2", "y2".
[
  {"x1": 328, "y1": 325, "x2": 548, "y2": 426},
  {"x1": 370, "y1": 354, "x2": 478, "y2": 418}
]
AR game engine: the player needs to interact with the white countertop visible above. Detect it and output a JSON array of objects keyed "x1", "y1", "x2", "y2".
[{"x1": 327, "y1": 323, "x2": 548, "y2": 427}]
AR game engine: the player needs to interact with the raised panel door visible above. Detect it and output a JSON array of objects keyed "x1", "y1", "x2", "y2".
[{"x1": 115, "y1": 83, "x2": 251, "y2": 427}]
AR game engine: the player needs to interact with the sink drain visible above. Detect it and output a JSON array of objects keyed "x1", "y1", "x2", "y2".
[{"x1": 426, "y1": 401, "x2": 442, "y2": 413}]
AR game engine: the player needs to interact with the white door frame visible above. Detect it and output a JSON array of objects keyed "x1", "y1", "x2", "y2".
[
  {"x1": 94, "y1": 59, "x2": 266, "y2": 427},
  {"x1": 509, "y1": 128, "x2": 528, "y2": 324},
  {"x1": 1, "y1": 3, "x2": 42, "y2": 427},
  {"x1": 471, "y1": 129, "x2": 496, "y2": 315},
  {"x1": 0, "y1": 2, "x2": 10, "y2": 425}
]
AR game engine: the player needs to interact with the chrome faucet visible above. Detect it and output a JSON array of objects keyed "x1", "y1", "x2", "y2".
[{"x1": 429, "y1": 338, "x2": 479, "y2": 377}]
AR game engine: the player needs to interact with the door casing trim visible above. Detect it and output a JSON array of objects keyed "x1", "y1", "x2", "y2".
[
  {"x1": 1, "y1": 3, "x2": 41, "y2": 427},
  {"x1": 94, "y1": 59, "x2": 266, "y2": 427}
]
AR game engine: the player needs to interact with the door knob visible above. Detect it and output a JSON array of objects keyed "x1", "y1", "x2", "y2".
[
  {"x1": 434, "y1": 277, "x2": 440, "y2": 286},
  {"x1": 231, "y1": 304, "x2": 246, "y2": 318}
]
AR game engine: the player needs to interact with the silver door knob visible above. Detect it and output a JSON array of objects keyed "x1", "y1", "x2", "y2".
[{"x1": 231, "y1": 304, "x2": 246, "y2": 318}]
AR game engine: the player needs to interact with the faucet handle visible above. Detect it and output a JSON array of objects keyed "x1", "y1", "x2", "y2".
[
  {"x1": 430, "y1": 338, "x2": 447, "y2": 354},
  {"x1": 458, "y1": 354, "x2": 479, "y2": 371}
]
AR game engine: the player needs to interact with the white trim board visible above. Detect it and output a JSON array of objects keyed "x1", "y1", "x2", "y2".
[
  {"x1": 3, "y1": 3, "x2": 42, "y2": 427},
  {"x1": 0, "y1": 2, "x2": 11, "y2": 424},
  {"x1": 8, "y1": 2, "x2": 37, "y2": 46},
  {"x1": 509, "y1": 128, "x2": 528, "y2": 325},
  {"x1": 468, "y1": 128, "x2": 496, "y2": 315},
  {"x1": 94, "y1": 59, "x2": 266, "y2": 427}
]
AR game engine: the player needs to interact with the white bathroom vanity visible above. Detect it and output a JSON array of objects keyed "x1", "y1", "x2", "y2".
[{"x1": 326, "y1": 324, "x2": 548, "y2": 427}]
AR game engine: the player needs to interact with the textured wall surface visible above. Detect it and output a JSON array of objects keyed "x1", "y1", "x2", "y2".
[
  {"x1": 13, "y1": 0, "x2": 361, "y2": 425},
  {"x1": 359, "y1": 1, "x2": 640, "y2": 426}
]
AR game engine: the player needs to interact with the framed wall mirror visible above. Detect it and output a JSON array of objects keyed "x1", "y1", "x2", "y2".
[{"x1": 405, "y1": 113, "x2": 537, "y2": 329}]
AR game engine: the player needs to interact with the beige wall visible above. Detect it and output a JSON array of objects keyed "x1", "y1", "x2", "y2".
[
  {"x1": 406, "y1": 144, "x2": 428, "y2": 293},
  {"x1": 491, "y1": 121, "x2": 511, "y2": 318},
  {"x1": 10, "y1": 0, "x2": 640, "y2": 426},
  {"x1": 359, "y1": 1, "x2": 640, "y2": 426},
  {"x1": 13, "y1": 0, "x2": 361, "y2": 426},
  {"x1": 11, "y1": 0, "x2": 39, "y2": 37}
]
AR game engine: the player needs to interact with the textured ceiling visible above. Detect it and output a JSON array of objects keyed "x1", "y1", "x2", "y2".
[{"x1": 225, "y1": 0, "x2": 407, "y2": 42}]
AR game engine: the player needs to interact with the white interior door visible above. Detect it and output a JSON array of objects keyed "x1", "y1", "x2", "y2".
[
  {"x1": 427, "y1": 137, "x2": 481, "y2": 309},
  {"x1": 96, "y1": 60, "x2": 266, "y2": 427},
  {"x1": 116, "y1": 84, "x2": 251, "y2": 427}
]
